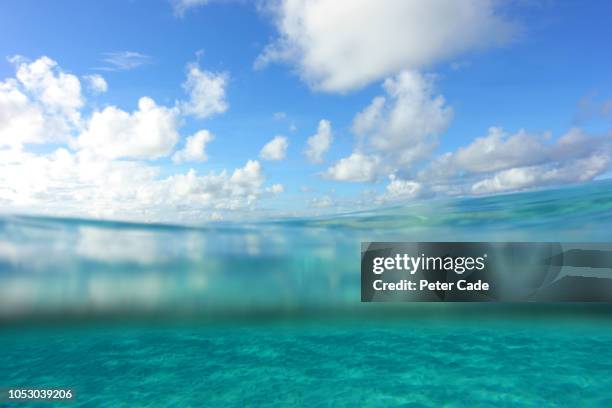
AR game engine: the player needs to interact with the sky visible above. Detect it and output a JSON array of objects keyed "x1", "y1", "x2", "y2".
[{"x1": 0, "y1": 0, "x2": 610, "y2": 223}]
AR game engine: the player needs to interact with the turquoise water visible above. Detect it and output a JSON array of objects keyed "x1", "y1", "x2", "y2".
[
  {"x1": 2, "y1": 180, "x2": 612, "y2": 406},
  {"x1": 2, "y1": 320, "x2": 612, "y2": 407}
]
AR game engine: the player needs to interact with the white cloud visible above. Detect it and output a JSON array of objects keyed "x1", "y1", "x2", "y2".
[
  {"x1": 181, "y1": 62, "x2": 228, "y2": 119},
  {"x1": 324, "y1": 153, "x2": 381, "y2": 182},
  {"x1": 0, "y1": 55, "x2": 283, "y2": 222},
  {"x1": 260, "y1": 135, "x2": 288, "y2": 161},
  {"x1": 172, "y1": 129, "x2": 214, "y2": 163},
  {"x1": 304, "y1": 119, "x2": 332, "y2": 163},
  {"x1": 1, "y1": 56, "x2": 84, "y2": 147},
  {"x1": 417, "y1": 127, "x2": 611, "y2": 196},
  {"x1": 353, "y1": 71, "x2": 452, "y2": 164},
  {"x1": 266, "y1": 183, "x2": 285, "y2": 194},
  {"x1": 165, "y1": 160, "x2": 265, "y2": 210},
  {"x1": 160, "y1": 160, "x2": 269, "y2": 217},
  {"x1": 436, "y1": 127, "x2": 549, "y2": 175},
  {"x1": 326, "y1": 70, "x2": 451, "y2": 183},
  {"x1": 0, "y1": 147, "x2": 271, "y2": 221},
  {"x1": 12, "y1": 56, "x2": 83, "y2": 117},
  {"x1": 99, "y1": 51, "x2": 152, "y2": 71},
  {"x1": 0, "y1": 147, "x2": 157, "y2": 217},
  {"x1": 471, "y1": 154, "x2": 609, "y2": 195},
  {"x1": 324, "y1": 123, "x2": 610, "y2": 197},
  {"x1": 422, "y1": 127, "x2": 611, "y2": 181},
  {"x1": 84, "y1": 74, "x2": 108, "y2": 94},
  {"x1": 380, "y1": 175, "x2": 422, "y2": 201},
  {"x1": 0, "y1": 80, "x2": 46, "y2": 147},
  {"x1": 77, "y1": 97, "x2": 180, "y2": 160},
  {"x1": 256, "y1": 0, "x2": 516, "y2": 91}
]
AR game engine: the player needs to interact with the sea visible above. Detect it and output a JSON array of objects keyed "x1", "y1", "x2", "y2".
[{"x1": 1, "y1": 180, "x2": 612, "y2": 407}]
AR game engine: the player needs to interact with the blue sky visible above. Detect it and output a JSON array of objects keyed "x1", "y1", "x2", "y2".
[{"x1": 0, "y1": 0, "x2": 610, "y2": 222}]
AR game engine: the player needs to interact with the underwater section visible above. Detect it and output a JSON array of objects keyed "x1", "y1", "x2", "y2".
[{"x1": 1, "y1": 181, "x2": 612, "y2": 320}]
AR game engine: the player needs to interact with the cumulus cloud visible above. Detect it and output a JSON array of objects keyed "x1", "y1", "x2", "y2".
[
  {"x1": 84, "y1": 74, "x2": 108, "y2": 94},
  {"x1": 0, "y1": 80, "x2": 47, "y2": 147},
  {"x1": 326, "y1": 70, "x2": 451, "y2": 182},
  {"x1": 422, "y1": 127, "x2": 611, "y2": 182},
  {"x1": 181, "y1": 62, "x2": 228, "y2": 119},
  {"x1": 0, "y1": 147, "x2": 158, "y2": 218},
  {"x1": 325, "y1": 125, "x2": 611, "y2": 200},
  {"x1": 165, "y1": 160, "x2": 265, "y2": 210},
  {"x1": 0, "y1": 147, "x2": 271, "y2": 221},
  {"x1": 418, "y1": 127, "x2": 612, "y2": 195},
  {"x1": 379, "y1": 175, "x2": 422, "y2": 202},
  {"x1": 471, "y1": 154, "x2": 609, "y2": 195},
  {"x1": 12, "y1": 56, "x2": 83, "y2": 117},
  {"x1": 0, "y1": 55, "x2": 284, "y2": 221},
  {"x1": 304, "y1": 119, "x2": 332, "y2": 163},
  {"x1": 162, "y1": 159, "x2": 270, "y2": 216},
  {"x1": 1, "y1": 56, "x2": 83, "y2": 147},
  {"x1": 260, "y1": 135, "x2": 288, "y2": 161},
  {"x1": 256, "y1": 0, "x2": 516, "y2": 91},
  {"x1": 324, "y1": 153, "x2": 381, "y2": 183},
  {"x1": 99, "y1": 51, "x2": 152, "y2": 71},
  {"x1": 77, "y1": 97, "x2": 180, "y2": 160},
  {"x1": 172, "y1": 129, "x2": 214, "y2": 163},
  {"x1": 354, "y1": 71, "x2": 452, "y2": 163},
  {"x1": 425, "y1": 127, "x2": 550, "y2": 177}
]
